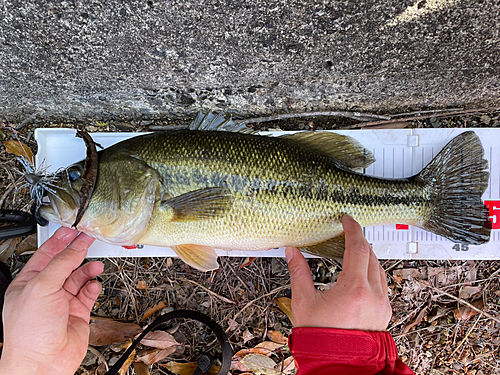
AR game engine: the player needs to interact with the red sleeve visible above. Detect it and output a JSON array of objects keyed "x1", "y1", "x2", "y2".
[{"x1": 288, "y1": 327, "x2": 415, "y2": 375}]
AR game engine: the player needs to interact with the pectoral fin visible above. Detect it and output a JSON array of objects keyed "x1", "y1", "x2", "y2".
[
  {"x1": 298, "y1": 233, "x2": 346, "y2": 259},
  {"x1": 172, "y1": 244, "x2": 220, "y2": 271},
  {"x1": 281, "y1": 132, "x2": 375, "y2": 169},
  {"x1": 162, "y1": 187, "x2": 232, "y2": 222}
]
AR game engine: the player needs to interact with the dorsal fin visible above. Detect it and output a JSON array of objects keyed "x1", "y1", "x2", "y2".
[
  {"x1": 281, "y1": 132, "x2": 375, "y2": 169},
  {"x1": 189, "y1": 111, "x2": 254, "y2": 134}
]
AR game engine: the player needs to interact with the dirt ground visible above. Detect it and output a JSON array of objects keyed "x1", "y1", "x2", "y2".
[{"x1": 1, "y1": 108, "x2": 499, "y2": 374}]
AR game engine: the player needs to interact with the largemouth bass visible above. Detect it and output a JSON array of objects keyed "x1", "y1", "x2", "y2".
[{"x1": 27, "y1": 114, "x2": 491, "y2": 271}]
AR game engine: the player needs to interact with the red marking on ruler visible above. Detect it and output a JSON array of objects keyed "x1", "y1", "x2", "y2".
[
  {"x1": 484, "y1": 200, "x2": 500, "y2": 230},
  {"x1": 396, "y1": 224, "x2": 409, "y2": 230},
  {"x1": 122, "y1": 245, "x2": 137, "y2": 249}
]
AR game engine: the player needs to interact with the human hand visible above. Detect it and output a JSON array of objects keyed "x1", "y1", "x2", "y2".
[
  {"x1": 0, "y1": 227, "x2": 103, "y2": 375},
  {"x1": 286, "y1": 215, "x2": 391, "y2": 331}
]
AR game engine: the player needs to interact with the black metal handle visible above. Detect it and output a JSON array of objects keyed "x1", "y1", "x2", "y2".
[
  {"x1": 104, "y1": 310, "x2": 231, "y2": 375},
  {"x1": 0, "y1": 210, "x2": 37, "y2": 240}
]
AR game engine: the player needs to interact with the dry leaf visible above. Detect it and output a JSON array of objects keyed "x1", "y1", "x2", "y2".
[
  {"x1": 393, "y1": 268, "x2": 424, "y2": 280},
  {"x1": 240, "y1": 256, "x2": 257, "y2": 268},
  {"x1": 242, "y1": 328, "x2": 255, "y2": 343},
  {"x1": 276, "y1": 297, "x2": 294, "y2": 325},
  {"x1": 0, "y1": 238, "x2": 20, "y2": 263},
  {"x1": 133, "y1": 362, "x2": 150, "y2": 375},
  {"x1": 266, "y1": 330, "x2": 288, "y2": 345},
  {"x1": 3, "y1": 140, "x2": 35, "y2": 165},
  {"x1": 161, "y1": 361, "x2": 220, "y2": 375},
  {"x1": 227, "y1": 318, "x2": 239, "y2": 332},
  {"x1": 95, "y1": 362, "x2": 107, "y2": 375},
  {"x1": 88, "y1": 346, "x2": 108, "y2": 371},
  {"x1": 454, "y1": 299, "x2": 484, "y2": 321},
  {"x1": 392, "y1": 273, "x2": 403, "y2": 284},
  {"x1": 136, "y1": 347, "x2": 176, "y2": 365},
  {"x1": 16, "y1": 233, "x2": 37, "y2": 255},
  {"x1": 459, "y1": 286, "x2": 481, "y2": 300},
  {"x1": 139, "y1": 330, "x2": 179, "y2": 349},
  {"x1": 465, "y1": 260, "x2": 477, "y2": 283},
  {"x1": 142, "y1": 300, "x2": 167, "y2": 321},
  {"x1": 137, "y1": 280, "x2": 148, "y2": 295},
  {"x1": 427, "y1": 267, "x2": 445, "y2": 278},
  {"x1": 428, "y1": 266, "x2": 462, "y2": 287},
  {"x1": 402, "y1": 306, "x2": 428, "y2": 334},
  {"x1": 240, "y1": 353, "x2": 280, "y2": 375},
  {"x1": 230, "y1": 359, "x2": 251, "y2": 372},
  {"x1": 117, "y1": 350, "x2": 136, "y2": 375},
  {"x1": 276, "y1": 356, "x2": 296, "y2": 374},
  {"x1": 256, "y1": 341, "x2": 285, "y2": 351},
  {"x1": 233, "y1": 348, "x2": 273, "y2": 359},
  {"x1": 89, "y1": 320, "x2": 142, "y2": 346}
]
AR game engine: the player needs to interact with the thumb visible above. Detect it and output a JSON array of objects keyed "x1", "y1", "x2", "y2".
[{"x1": 286, "y1": 247, "x2": 316, "y2": 302}]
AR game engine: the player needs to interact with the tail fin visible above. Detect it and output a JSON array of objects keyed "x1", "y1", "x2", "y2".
[{"x1": 417, "y1": 131, "x2": 490, "y2": 245}]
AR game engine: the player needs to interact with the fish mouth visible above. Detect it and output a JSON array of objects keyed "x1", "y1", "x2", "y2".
[{"x1": 39, "y1": 187, "x2": 80, "y2": 225}]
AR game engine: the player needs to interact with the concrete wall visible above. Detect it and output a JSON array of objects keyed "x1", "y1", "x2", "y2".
[{"x1": 1, "y1": 0, "x2": 499, "y2": 123}]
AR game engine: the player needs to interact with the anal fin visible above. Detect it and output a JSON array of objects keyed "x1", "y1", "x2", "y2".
[
  {"x1": 298, "y1": 233, "x2": 345, "y2": 259},
  {"x1": 172, "y1": 244, "x2": 219, "y2": 271}
]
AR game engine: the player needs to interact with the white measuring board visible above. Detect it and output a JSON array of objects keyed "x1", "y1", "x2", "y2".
[{"x1": 35, "y1": 128, "x2": 500, "y2": 260}]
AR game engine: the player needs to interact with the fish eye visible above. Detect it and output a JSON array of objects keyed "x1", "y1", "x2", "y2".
[{"x1": 68, "y1": 169, "x2": 81, "y2": 182}]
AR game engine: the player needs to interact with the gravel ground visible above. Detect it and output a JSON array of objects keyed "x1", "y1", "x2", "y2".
[{"x1": 0, "y1": 109, "x2": 499, "y2": 374}]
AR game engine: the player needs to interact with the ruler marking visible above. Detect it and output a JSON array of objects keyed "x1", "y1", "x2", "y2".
[
  {"x1": 393, "y1": 148, "x2": 395, "y2": 178},
  {"x1": 421, "y1": 148, "x2": 425, "y2": 172},
  {"x1": 402, "y1": 148, "x2": 406, "y2": 178},
  {"x1": 489, "y1": 147, "x2": 492, "y2": 199},
  {"x1": 383, "y1": 148, "x2": 385, "y2": 177},
  {"x1": 497, "y1": 145, "x2": 500, "y2": 199}
]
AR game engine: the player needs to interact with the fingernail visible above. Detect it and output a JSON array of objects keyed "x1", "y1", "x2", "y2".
[
  {"x1": 285, "y1": 247, "x2": 294, "y2": 263},
  {"x1": 70, "y1": 240, "x2": 88, "y2": 252}
]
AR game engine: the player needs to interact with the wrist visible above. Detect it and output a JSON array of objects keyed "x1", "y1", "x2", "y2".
[{"x1": 0, "y1": 351, "x2": 42, "y2": 375}]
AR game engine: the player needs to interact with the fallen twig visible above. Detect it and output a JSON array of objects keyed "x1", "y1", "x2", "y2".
[
  {"x1": 345, "y1": 108, "x2": 491, "y2": 129},
  {"x1": 450, "y1": 313, "x2": 483, "y2": 356},
  {"x1": 180, "y1": 278, "x2": 235, "y2": 304},
  {"x1": 430, "y1": 286, "x2": 500, "y2": 325},
  {"x1": 243, "y1": 111, "x2": 391, "y2": 125},
  {"x1": 0, "y1": 183, "x2": 15, "y2": 209},
  {"x1": 402, "y1": 306, "x2": 429, "y2": 334},
  {"x1": 389, "y1": 108, "x2": 465, "y2": 117},
  {"x1": 88, "y1": 346, "x2": 109, "y2": 371}
]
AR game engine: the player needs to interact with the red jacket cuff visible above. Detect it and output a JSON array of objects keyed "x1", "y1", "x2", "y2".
[{"x1": 289, "y1": 327, "x2": 413, "y2": 375}]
